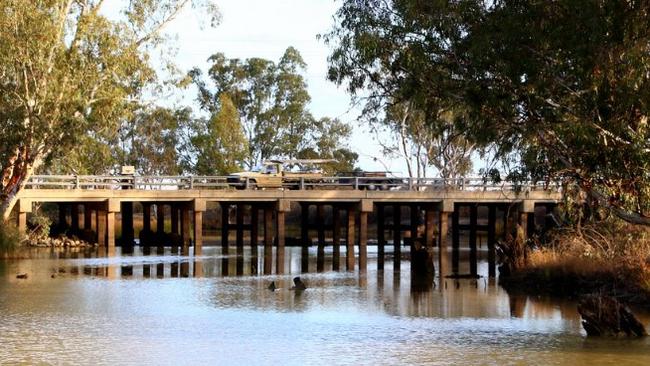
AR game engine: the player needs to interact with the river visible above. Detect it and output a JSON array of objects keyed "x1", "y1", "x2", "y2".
[{"x1": 1, "y1": 246, "x2": 649, "y2": 365}]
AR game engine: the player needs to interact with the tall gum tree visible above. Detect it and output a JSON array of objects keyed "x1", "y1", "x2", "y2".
[
  {"x1": 0, "y1": 0, "x2": 219, "y2": 221},
  {"x1": 324, "y1": 0, "x2": 650, "y2": 225},
  {"x1": 190, "y1": 47, "x2": 357, "y2": 169}
]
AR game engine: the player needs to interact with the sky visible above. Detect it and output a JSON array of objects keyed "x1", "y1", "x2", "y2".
[
  {"x1": 141, "y1": 0, "x2": 421, "y2": 175},
  {"x1": 99, "y1": 0, "x2": 494, "y2": 177}
]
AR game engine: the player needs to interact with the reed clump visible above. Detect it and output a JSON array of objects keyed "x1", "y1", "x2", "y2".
[
  {"x1": 0, "y1": 222, "x2": 23, "y2": 258},
  {"x1": 501, "y1": 220, "x2": 650, "y2": 306}
]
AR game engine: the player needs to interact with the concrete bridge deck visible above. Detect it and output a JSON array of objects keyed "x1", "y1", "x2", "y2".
[{"x1": 14, "y1": 175, "x2": 562, "y2": 277}]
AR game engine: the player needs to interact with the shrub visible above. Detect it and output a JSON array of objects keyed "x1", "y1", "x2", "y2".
[{"x1": 0, "y1": 222, "x2": 23, "y2": 255}]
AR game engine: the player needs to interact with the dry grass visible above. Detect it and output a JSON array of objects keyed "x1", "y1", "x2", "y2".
[{"x1": 502, "y1": 220, "x2": 650, "y2": 305}]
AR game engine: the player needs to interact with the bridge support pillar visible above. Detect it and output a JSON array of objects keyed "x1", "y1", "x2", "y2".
[
  {"x1": 58, "y1": 203, "x2": 68, "y2": 229},
  {"x1": 451, "y1": 206, "x2": 459, "y2": 274},
  {"x1": 170, "y1": 204, "x2": 179, "y2": 254},
  {"x1": 425, "y1": 205, "x2": 435, "y2": 251},
  {"x1": 17, "y1": 199, "x2": 31, "y2": 236},
  {"x1": 250, "y1": 205, "x2": 259, "y2": 274},
  {"x1": 193, "y1": 199, "x2": 205, "y2": 256},
  {"x1": 359, "y1": 199, "x2": 373, "y2": 272},
  {"x1": 469, "y1": 204, "x2": 478, "y2": 276},
  {"x1": 276, "y1": 199, "x2": 289, "y2": 275},
  {"x1": 221, "y1": 202, "x2": 230, "y2": 253},
  {"x1": 71, "y1": 204, "x2": 79, "y2": 234},
  {"x1": 317, "y1": 204, "x2": 325, "y2": 272},
  {"x1": 121, "y1": 202, "x2": 134, "y2": 246},
  {"x1": 332, "y1": 205, "x2": 341, "y2": 271},
  {"x1": 235, "y1": 204, "x2": 244, "y2": 275},
  {"x1": 84, "y1": 204, "x2": 92, "y2": 231},
  {"x1": 393, "y1": 204, "x2": 401, "y2": 271},
  {"x1": 346, "y1": 204, "x2": 356, "y2": 271},
  {"x1": 300, "y1": 203, "x2": 310, "y2": 273},
  {"x1": 438, "y1": 209, "x2": 451, "y2": 281},
  {"x1": 488, "y1": 205, "x2": 497, "y2": 277},
  {"x1": 263, "y1": 206, "x2": 273, "y2": 275},
  {"x1": 171, "y1": 205, "x2": 179, "y2": 234},
  {"x1": 97, "y1": 207, "x2": 106, "y2": 247},
  {"x1": 107, "y1": 199, "x2": 119, "y2": 250},
  {"x1": 377, "y1": 204, "x2": 385, "y2": 270},
  {"x1": 142, "y1": 202, "x2": 152, "y2": 234},
  {"x1": 156, "y1": 203, "x2": 165, "y2": 236},
  {"x1": 181, "y1": 205, "x2": 191, "y2": 250}
]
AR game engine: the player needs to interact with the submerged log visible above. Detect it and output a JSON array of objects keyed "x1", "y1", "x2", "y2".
[{"x1": 578, "y1": 296, "x2": 647, "y2": 337}]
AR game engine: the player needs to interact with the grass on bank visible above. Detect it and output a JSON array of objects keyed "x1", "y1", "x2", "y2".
[
  {"x1": 502, "y1": 220, "x2": 650, "y2": 305},
  {"x1": 0, "y1": 222, "x2": 23, "y2": 258}
]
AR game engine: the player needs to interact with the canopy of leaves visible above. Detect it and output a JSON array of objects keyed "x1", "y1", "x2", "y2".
[
  {"x1": 0, "y1": 0, "x2": 219, "y2": 220},
  {"x1": 324, "y1": 0, "x2": 650, "y2": 224},
  {"x1": 180, "y1": 94, "x2": 249, "y2": 175},
  {"x1": 190, "y1": 47, "x2": 357, "y2": 170}
]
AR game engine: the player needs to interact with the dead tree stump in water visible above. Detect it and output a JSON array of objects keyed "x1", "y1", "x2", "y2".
[
  {"x1": 411, "y1": 242, "x2": 435, "y2": 292},
  {"x1": 578, "y1": 296, "x2": 647, "y2": 337}
]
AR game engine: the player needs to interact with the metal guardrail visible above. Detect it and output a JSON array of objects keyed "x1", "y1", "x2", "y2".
[{"x1": 23, "y1": 175, "x2": 560, "y2": 192}]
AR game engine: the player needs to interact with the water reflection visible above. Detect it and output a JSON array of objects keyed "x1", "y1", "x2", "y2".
[{"x1": 2, "y1": 246, "x2": 650, "y2": 364}]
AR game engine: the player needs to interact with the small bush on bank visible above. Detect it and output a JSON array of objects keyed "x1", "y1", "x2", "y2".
[
  {"x1": 28, "y1": 211, "x2": 51, "y2": 242},
  {"x1": 0, "y1": 222, "x2": 23, "y2": 256},
  {"x1": 503, "y1": 220, "x2": 650, "y2": 305}
]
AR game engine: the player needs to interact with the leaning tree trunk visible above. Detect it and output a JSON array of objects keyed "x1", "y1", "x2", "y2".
[{"x1": 1, "y1": 158, "x2": 37, "y2": 222}]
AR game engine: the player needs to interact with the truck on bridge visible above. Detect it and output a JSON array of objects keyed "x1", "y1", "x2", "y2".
[
  {"x1": 226, "y1": 160, "x2": 401, "y2": 190},
  {"x1": 226, "y1": 159, "x2": 334, "y2": 189}
]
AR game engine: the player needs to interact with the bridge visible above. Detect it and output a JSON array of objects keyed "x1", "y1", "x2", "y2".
[{"x1": 15, "y1": 175, "x2": 561, "y2": 276}]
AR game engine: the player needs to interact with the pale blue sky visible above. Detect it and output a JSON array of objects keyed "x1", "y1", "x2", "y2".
[{"x1": 142, "y1": 0, "x2": 426, "y2": 174}]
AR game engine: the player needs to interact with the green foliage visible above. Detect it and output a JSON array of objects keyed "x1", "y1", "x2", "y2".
[
  {"x1": 124, "y1": 107, "x2": 190, "y2": 175},
  {"x1": 181, "y1": 94, "x2": 249, "y2": 175},
  {"x1": 28, "y1": 210, "x2": 51, "y2": 243},
  {"x1": 0, "y1": 222, "x2": 22, "y2": 255},
  {"x1": 190, "y1": 47, "x2": 357, "y2": 170},
  {"x1": 325, "y1": 0, "x2": 650, "y2": 224},
  {"x1": 0, "y1": 0, "x2": 219, "y2": 219}
]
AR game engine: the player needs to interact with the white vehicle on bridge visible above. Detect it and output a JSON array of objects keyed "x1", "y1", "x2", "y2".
[{"x1": 226, "y1": 159, "x2": 335, "y2": 189}]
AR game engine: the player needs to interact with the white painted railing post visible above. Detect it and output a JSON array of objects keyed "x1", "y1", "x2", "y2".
[
  {"x1": 354, "y1": 177, "x2": 359, "y2": 190},
  {"x1": 189, "y1": 175, "x2": 194, "y2": 189},
  {"x1": 408, "y1": 177, "x2": 413, "y2": 190},
  {"x1": 300, "y1": 177, "x2": 305, "y2": 190},
  {"x1": 74, "y1": 175, "x2": 79, "y2": 189}
]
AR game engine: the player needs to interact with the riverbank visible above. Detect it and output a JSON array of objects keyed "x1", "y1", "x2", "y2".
[{"x1": 500, "y1": 221, "x2": 650, "y2": 310}]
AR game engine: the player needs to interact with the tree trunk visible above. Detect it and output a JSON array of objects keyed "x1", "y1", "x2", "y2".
[{"x1": 1, "y1": 160, "x2": 37, "y2": 222}]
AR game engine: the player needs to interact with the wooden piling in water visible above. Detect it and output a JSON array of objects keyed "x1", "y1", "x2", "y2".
[
  {"x1": 276, "y1": 206, "x2": 286, "y2": 275},
  {"x1": 469, "y1": 204, "x2": 478, "y2": 276},
  {"x1": 71, "y1": 203, "x2": 79, "y2": 233},
  {"x1": 451, "y1": 207, "x2": 459, "y2": 274},
  {"x1": 488, "y1": 204, "x2": 497, "y2": 277},
  {"x1": 439, "y1": 210, "x2": 450, "y2": 281},
  {"x1": 264, "y1": 207, "x2": 273, "y2": 275},
  {"x1": 359, "y1": 203, "x2": 369, "y2": 272},
  {"x1": 393, "y1": 204, "x2": 401, "y2": 271},
  {"x1": 250, "y1": 205, "x2": 259, "y2": 274},
  {"x1": 377, "y1": 204, "x2": 385, "y2": 270},
  {"x1": 333, "y1": 205, "x2": 341, "y2": 271},
  {"x1": 221, "y1": 203, "x2": 229, "y2": 252},
  {"x1": 317, "y1": 204, "x2": 325, "y2": 273},
  {"x1": 301, "y1": 203, "x2": 310, "y2": 273},
  {"x1": 346, "y1": 205, "x2": 356, "y2": 271}
]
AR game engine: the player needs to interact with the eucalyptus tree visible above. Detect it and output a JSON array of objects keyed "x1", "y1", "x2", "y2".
[
  {"x1": 190, "y1": 47, "x2": 356, "y2": 169},
  {"x1": 180, "y1": 94, "x2": 249, "y2": 175},
  {"x1": 324, "y1": 0, "x2": 650, "y2": 225},
  {"x1": 0, "y1": 0, "x2": 219, "y2": 220}
]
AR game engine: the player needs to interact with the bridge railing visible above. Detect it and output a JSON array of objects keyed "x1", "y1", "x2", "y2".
[{"x1": 24, "y1": 175, "x2": 559, "y2": 192}]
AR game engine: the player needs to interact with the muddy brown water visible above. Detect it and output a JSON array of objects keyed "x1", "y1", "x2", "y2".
[{"x1": 1, "y1": 246, "x2": 649, "y2": 365}]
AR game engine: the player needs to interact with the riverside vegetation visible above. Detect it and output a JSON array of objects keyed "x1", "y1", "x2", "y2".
[{"x1": 501, "y1": 219, "x2": 650, "y2": 308}]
